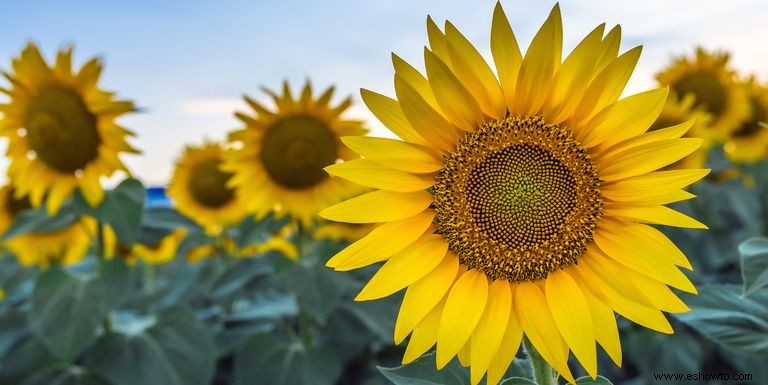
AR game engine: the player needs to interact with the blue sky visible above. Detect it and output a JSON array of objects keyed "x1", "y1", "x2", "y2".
[{"x1": 0, "y1": 0, "x2": 766, "y2": 186}]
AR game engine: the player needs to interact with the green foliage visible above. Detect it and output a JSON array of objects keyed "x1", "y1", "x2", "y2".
[{"x1": 739, "y1": 237, "x2": 768, "y2": 296}]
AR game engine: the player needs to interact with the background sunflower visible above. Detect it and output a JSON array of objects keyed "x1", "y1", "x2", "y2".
[
  {"x1": 0, "y1": 43, "x2": 139, "y2": 214},
  {"x1": 223, "y1": 81, "x2": 368, "y2": 226}
]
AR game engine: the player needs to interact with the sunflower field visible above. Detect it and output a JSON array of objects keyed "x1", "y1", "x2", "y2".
[{"x1": 0, "y1": 1, "x2": 767, "y2": 385}]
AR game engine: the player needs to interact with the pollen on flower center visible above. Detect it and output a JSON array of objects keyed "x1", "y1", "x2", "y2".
[
  {"x1": 187, "y1": 158, "x2": 235, "y2": 207},
  {"x1": 23, "y1": 85, "x2": 101, "y2": 173},
  {"x1": 259, "y1": 115, "x2": 338, "y2": 189},
  {"x1": 434, "y1": 116, "x2": 603, "y2": 282}
]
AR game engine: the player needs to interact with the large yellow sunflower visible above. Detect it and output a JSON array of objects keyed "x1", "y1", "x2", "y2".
[
  {"x1": 656, "y1": 47, "x2": 749, "y2": 141},
  {"x1": 167, "y1": 142, "x2": 248, "y2": 235},
  {"x1": 649, "y1": 94, "x2": 712, "y2": 169},
  {"x1": 223, "y1": 81, "x2": 367, "y2": 226},
  {"x1": 320, "y1": 4, "x2": 707, "y2": 385},
  {"x1": 723, "y1": 78, "x2": 768, "y2": 163},
  {"x1": 0, "y1": 43, "x2": 139, "y2": 215},
  {"x1": 0, "y1": 185, "x2": 95, "y2": 267}
]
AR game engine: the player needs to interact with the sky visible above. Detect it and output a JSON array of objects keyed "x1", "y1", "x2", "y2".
[{"x1": 0, "y1": 0, "x2": 766, "y2": 187}]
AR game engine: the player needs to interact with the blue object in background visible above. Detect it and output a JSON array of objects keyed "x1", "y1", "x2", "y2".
[{"x1": 146, "y1": 186, "x2": 172, "y2": 208}]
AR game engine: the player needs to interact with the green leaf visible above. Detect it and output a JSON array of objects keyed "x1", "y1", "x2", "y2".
[
  {"x1": 673, "y1": 284, "x2": 768, "y2": 356},
  {"x1": 90, "y1": 307, "x2": 215, "y2": 385},
  {"x1": 575, "y1": 375, "x2": 613, "y2": 385},
  {"x1": 236, "y1": 214, "x2": 290, "y2": 249},
  {"x1": 233, "y1": 333, "x2": 343, "y2": 385},
  {"x1": 19, "y1": 366, "x2": 110, "y2": 385},
  {"x1": 282, "y1": 264, "x2": 350, "y2": 324},
  {"x1": 97, "y1": 258, "x2": 133, "y2": 307},
  {"x1": 98, "y1": 178, "x2": 146, "y2": 245},
  {"x1": 739, "y1": 237, "x2": 768, "y2": 296},
  {"x1": 499, "y1": 378, "x2": 537, "y2": 385},
  {"x1": 2, "y1": 204, "x2": 79, "y2": 240},
  {"x1": 28, "y1": 268, "x2": 109, "y2": 361},
  {"x1": 378, "y1": 352, "x2": 469, "y2": 385},
  {"x1": 0, "y1": 339, "x2": 59, "y2": 383}
]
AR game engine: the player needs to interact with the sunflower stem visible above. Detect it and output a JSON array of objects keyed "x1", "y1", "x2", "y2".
[{"x1": 523, "y1": 336, "x2": 558, "y2": 385}]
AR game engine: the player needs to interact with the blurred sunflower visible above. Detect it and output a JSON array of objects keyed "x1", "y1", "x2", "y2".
[
  {"x1": 321, "y1": 4, "x2": 707, "y2": 385},
  {"x1": 167, "y1": 142, "x2": 247, "y2": 235},
  {"x1": 723, "y1": 79, "x2": 768, "y2": 163},
  {"x1": 223, "y1": 80, "x2": 367, "y2": 226},
  {"x1": 649, "y1": 94, "x2": 712, "y2": 169},
  {"x1": 313, "y1": 221, "x2": 375, "y2": 243},
  {"x1": 0, "y1": 43, "x2": 139, "y2": 215},
  {"x1": 656, "y1": 47, "x2": 749, "y2": 141},
  {"x1": 103, "y1": 225, "x2": 187, "y2": 265},
  {"x1": 0, "y1": 184, "x2": 95, "y2": 267},
  {"x1": 186, "y1": 234, "x2": 298, "y2": 263}
]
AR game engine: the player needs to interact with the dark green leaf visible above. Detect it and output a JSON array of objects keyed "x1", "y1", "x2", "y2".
[
  {"x1": 97, "y1": 258, "x2": 133, "y2": 307},
  {"x1": 236, "y1": 214, "x2": 290, "y2": 249},
  {"x1": 282, "y1": 264, "x2": 350, "y2": 324},
  {"x1": 378, "y1": 352, "x2": 469, "y2": 385},
  {"x1": 575, "y1": 375, "x2": 613, "y2": 385},
  {"x1": 233, "y1": 333, "x2": 343, "y2": 385},
  {"x1": 2, "y1": 204, "x2": 79, "y2": 240},
  {"x1": 0, "y1": 339, "x2": 58, "y2": 383},
  {"x1": 19, "y1": 366, "x2": 110, "y2": 385},
  {"x1": 739, "y1": 237, "x2": 768, "y2": 296},
  {"x1": 98, "y1": 178, "x2": 146, "y2": 245},
  {"x1": 29, "y1": 268, "x2": 109, "y2": 361},
  {"x1": 0, "y1": 310, "x2": 27, "y2": 361},
  {"x1": 90, "y1": 307, "x2": 215, "y2": 385},
  {"x1": 499, "y1": 378, "x2": 537, "y2": 385},
  {"x1": 339, "y1": 296, "x2": 399, "y2": 342},
  {"x1": 209, "y1": 258, "x2": 272, "y2": 300},
  {"x1": 674, "y1": 284, "x2": 768, "y2": 356}
]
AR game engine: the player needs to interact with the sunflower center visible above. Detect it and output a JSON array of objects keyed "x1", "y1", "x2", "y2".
[
  {"x1": 732, "y1": 96, "x2": 766, "y2": 138},
  {"x1": 434, "y1": 116, "x2": 603, "y2": 282},
  {"x1": 260, "y1": 115, "x2": 338, "y2": 189},
  {"x1": 672, "y1": 71, "x2": 727, "y2": 116},
  {"x1": 23, "y1": 85, "x2": 101, "y2": 173},
  {"x1": 187, "y1": 158, "x2": 235, "y2": 207}
]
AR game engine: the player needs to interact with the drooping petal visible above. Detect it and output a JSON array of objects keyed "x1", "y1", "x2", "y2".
[
  {"x1": 469, "y1": 280, "x2": 512, "y2": 385},
  {"x1": 436, "y1": 269, "x2": 488, "y2": 369}
]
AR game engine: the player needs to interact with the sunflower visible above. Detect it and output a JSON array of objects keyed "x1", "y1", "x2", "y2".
[
  {"x1": 223, "y1": 80, "x2": 367, "y2": 226},
  {"x1": 0, "y1": 43, "x2": 139, "y2": 215},
  {"x1": 313, "y1": 221, "x2": 376, "y2": 243},
  {"x1": 185, "y1": 234, "x2": 298, "y2": 263},
  {"x1": 723, "y1": 78, "x2": 768, "y2": 163},
  {"x1": 167, "y1": 142, "x2": 247, "y2": 235},
  {"x1": 320, "y1": 4, "x2": 707, "y2": 385},
  {"x1": 0, "y1": 184, "x2": 95, "y2": 267},
  {"x1": 649, "y1": 94, "x2": 712, "y2": 169},
  {"x1": 103, "y1": 225, "x2": 187, "y2": 265},
  {"x1": 656, "y1": 47, "x2": 749, "y2": 142}
]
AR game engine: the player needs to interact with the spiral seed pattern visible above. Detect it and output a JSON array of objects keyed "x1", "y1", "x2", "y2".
[{"x1": 434, "y1": 116, "x2": 603, "y2": 282}]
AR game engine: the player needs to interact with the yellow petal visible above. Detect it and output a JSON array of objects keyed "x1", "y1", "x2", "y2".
[
  {"x1": 578, "y1": 88, "x2": 668, "y2": 148},
  {"x1": 79, "y1": 170, "x2": 105, "y2": 208},
  {"x1": 457, "y1": 339, "x2": 471, "y2": 367},
  {"x1": 470, "y1": 280, "x2": 512, "y2": 385},
  {"x1": 325, "y1": 159, "x2": 435, "y2": 192},
  {"x1": 424, "y1": 48, "x2": 484, "y2": 132},
  {"x1": 602, "y1": 169, "x2": 710, "y2": 206},
  {"x1": 597, "y1": 138, "x2": 703, "y2": 182},
  {"x1": 544, "y1": 23, "x2": 606, "y2": 124},
  {"x1": 319, "y1": 190, "x2": 433, "y2": 224},
  {"x1": 341, "y1": 136, "x2": 443, "y2": 173},
  {"x1": 572, "y1": 46, "x2": 642, "y2": 125},
  {"x1": 515, "y1": 282, "x2": 575, "y2": 384},
  {"x1": 545, "y1": 270, "x2": 597, "y2": 379},
  {"x1": 326, "y1": 211, "x2": 435, "y2": 270},
  {"x1": 403, "y1": 297, "x2": 446, "y2": 364},
  {"x1": 395, "y1": 254, "x2": 459, "y2": 344},
  {"x1": 576, "y1": 277, "x2": 622, "y2": 366},
  {"x1": 445, "y1": 21, "x2": 506, "y2": 118},
  {"x1": 571, "y1": 263, "x2": 673, "y2": 334},
  {"x1": 360, "y1": 89, "x2": 426, "y2": 145},
  {"x1": 436, "y1": 269, "x2": 488, "y2": 369},
  {"x1": 595, "y1": 25, "x2": 622, "y2": 73},
  {"x1": 46, "y1": 179, "x2": 76, "y2": 216},
  {"x1": 600, "y1": 120, "x2": 693, "y2": 159},
  {"x1": 604, "y1": 204, "x2": 708, "y2": 230},
  {"x1": 427, "y1": 16, "x2": 452, "y2": 67},
  {"x1": 490, "y1": 2, "x2": 522, "y2": 110},
  {"x1": 594, "y1": 219, "x2": 697, "y2": 292},
  {"x1": 392, "y1": 53, "x2": 440, "y2": 111},
  {"x1": 486, "y1": 284, "x2": 523, "y2": 385},
  {"x1": 394, "y1": 75, "x2": 460, "y2": 153},
  {"x1": 356, "y1": 235, "x2": 448, "y2": 301},
  {"x1": 513, "y1": 4, "x2": 562, "y2": 116}
]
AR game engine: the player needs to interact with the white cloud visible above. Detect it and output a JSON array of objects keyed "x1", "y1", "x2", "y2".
[{"x1": 179, "y1": 98, "x2": 247, "y2": 116}]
